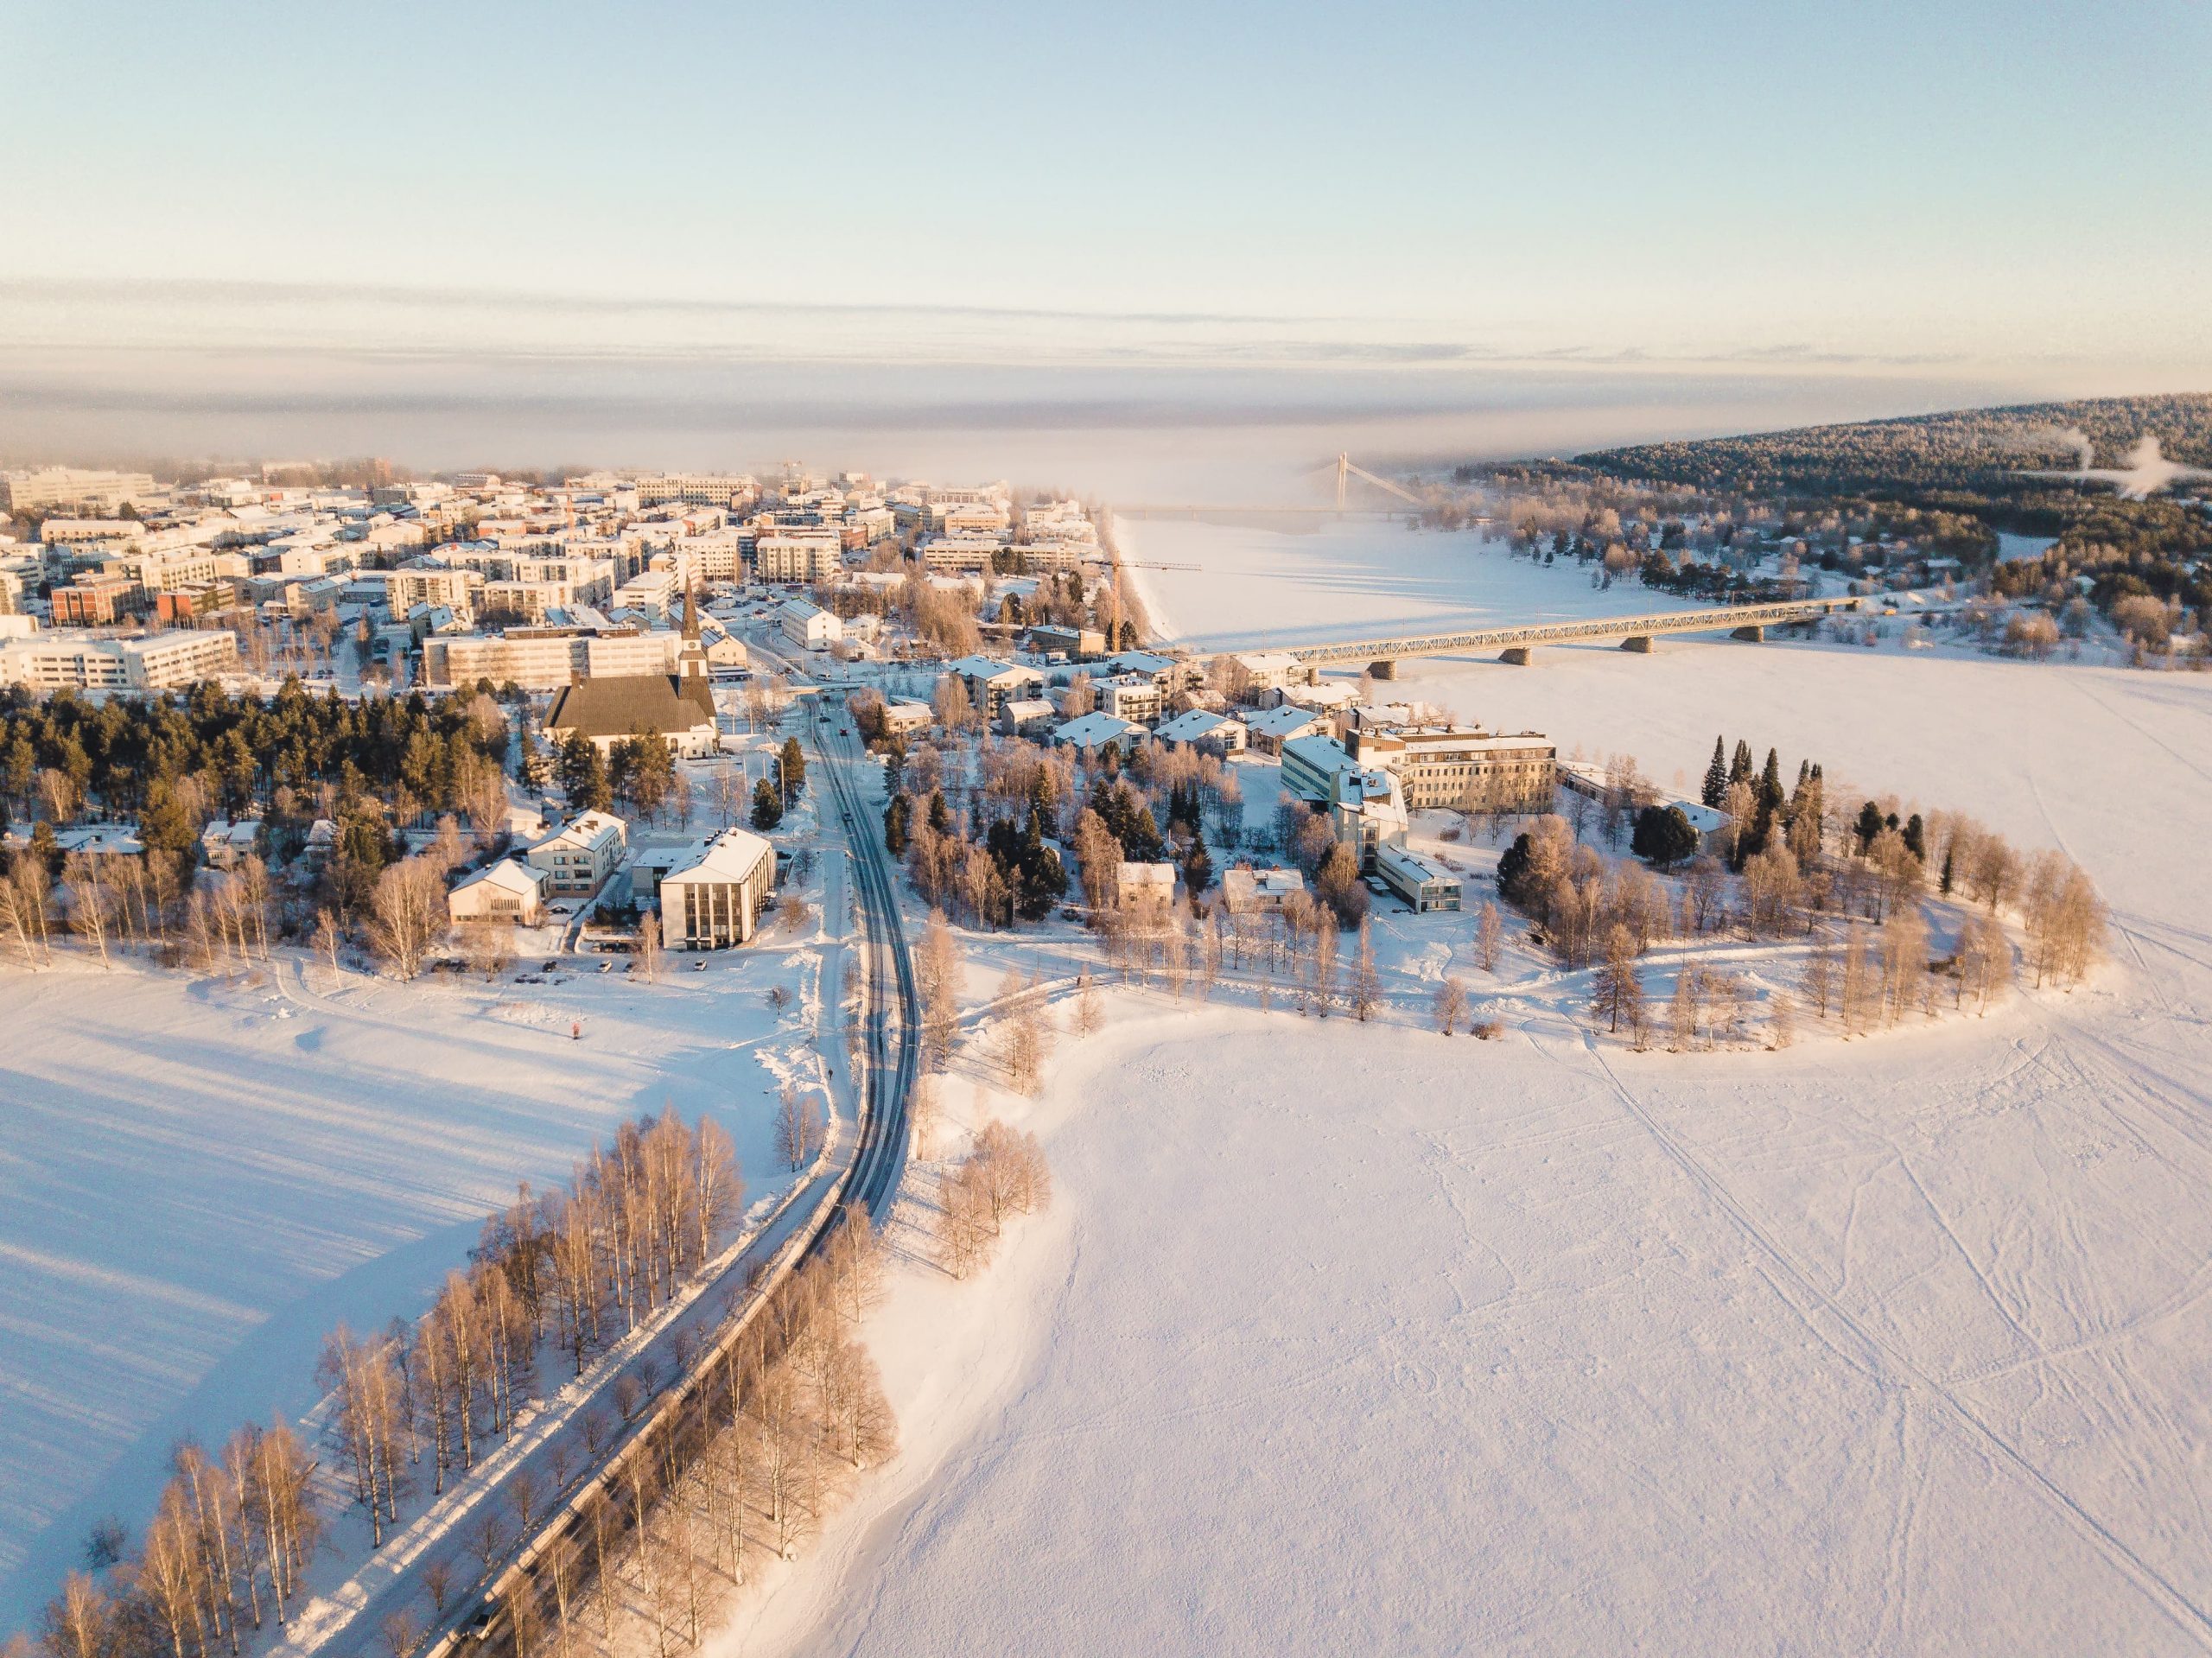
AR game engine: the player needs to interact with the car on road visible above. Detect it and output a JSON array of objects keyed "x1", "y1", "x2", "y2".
[{"x1": 467, "y1": 1603, "x2": 497, "y2": 1642}]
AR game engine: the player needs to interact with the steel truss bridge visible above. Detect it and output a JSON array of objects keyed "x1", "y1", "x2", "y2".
[{"x1": 1239, "y1": 595, "x2": 1862, "y2": 676}]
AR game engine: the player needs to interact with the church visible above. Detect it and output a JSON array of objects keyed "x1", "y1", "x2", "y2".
[{"x1": 543, "y1": 588, "x2": 721, "y2": 759}]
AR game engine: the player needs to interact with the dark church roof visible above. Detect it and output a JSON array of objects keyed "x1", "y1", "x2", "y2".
[{"x1": 547, "y1": 672, "x2": 716, "y2": 740}]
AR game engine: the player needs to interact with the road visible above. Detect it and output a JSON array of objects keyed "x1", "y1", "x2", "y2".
[{"x1": 283, "y1": 693, "x2": 918, "y2": 1658}]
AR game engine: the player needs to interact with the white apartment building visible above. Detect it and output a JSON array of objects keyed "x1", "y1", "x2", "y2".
[
  {"x1": 3, "y1": 467, "x2": 158, "y2": 513},
  {"x1": 423, "y1": 626, "x2": 689, "y2": 690},
  {"x1": 0, "y1": 630, "x2": 239, "y2": 691},
  {"x1": 753, "y1": 530, "x2": 842, "y2": 582},
  {"x1": 779, "y1": 599, "x2": 842, "y2": 650},
  {"x1": 524, "y1": 810, "x2": 628, "y2": 896},
  {"x1": 918, "y1": 534, "x2": 1004, "y2": 573},
  {"x1": 387, "y1": 564, "x2": 485, "y2": 614},
  {"x1": 1096, "y1": 672, "x2": 1162, "y2": 725}
]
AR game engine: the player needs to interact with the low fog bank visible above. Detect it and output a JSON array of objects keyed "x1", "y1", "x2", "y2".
[{"x1": 0, "y1": 347, "x2": 2024, "y2": 500}]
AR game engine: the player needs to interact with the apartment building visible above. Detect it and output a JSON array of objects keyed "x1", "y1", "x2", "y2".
[
  {"x1": 0, "y1": 630, "x2": 239, "y2": 690},
  {"x1": 523, "y1": 810, "x2": 628, "y2": 896},
  {"x1": 1342, "y1": 721, "x2": 1556, "y2": 812},
  {"x1": 753, "y1": 530, "x2": 842, "y2": 582},
  {"x1": 3, "y1": 467, "x2": 158, "y2": 513}
]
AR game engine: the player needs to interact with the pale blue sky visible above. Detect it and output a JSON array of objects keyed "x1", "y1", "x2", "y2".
[{"x1": 4, "y1": 0, "x2": 2207, "y2": 471}]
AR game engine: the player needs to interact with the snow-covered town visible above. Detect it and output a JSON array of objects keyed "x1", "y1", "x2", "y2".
[
  {"x1": 9, "y1": 3, "x2": 2212, "y2": 1651},
  {"x1": 3, "y1": 438, "x2": 2209, "y2": 1658}
]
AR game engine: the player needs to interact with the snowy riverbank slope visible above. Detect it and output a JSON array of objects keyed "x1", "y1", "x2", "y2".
[{"x1": 729, "y1": 523, "x2": 2212, "y2": 1655}]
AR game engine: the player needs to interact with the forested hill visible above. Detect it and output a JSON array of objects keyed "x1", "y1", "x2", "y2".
[{"x1": 1572, "y1": 393, "x2": 2212, "y2": 501}]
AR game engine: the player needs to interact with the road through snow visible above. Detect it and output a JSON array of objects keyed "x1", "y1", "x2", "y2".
[{"x1": 726, "y1": 525, "x2": 2212, "y2": 1656}]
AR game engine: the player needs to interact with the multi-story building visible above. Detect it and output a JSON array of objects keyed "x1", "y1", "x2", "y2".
[
  {"x1": 656, "y1": 827, "x2": 777, "y2": 950},
  {"x1": 779, "y1": 599, "x2": 842, "y2": 650},
  {"x1": 523, "y1": 810, "x2": 628, "y2": 896},
  {"x1": 0, "y1": 630, "x2": 239, "y2": 691},
  {"x1": 3, "y1": 467, "x2": 158, "y2": 514},
  {"x1": 1096, "y1": 672, "x2": 1162, "y2": 725},
  {"x1": 50, "y1": 575, "x2": 149, "y2": 626},
  {"x1": 945, "y1": 655, "x2": 1045, "y2": 715},
  {"x1": 1341, "y1": 721, "x2": 1556, "y2": 813},
  {"x1": 753, "y1": 530, "x2": 843, "y2": 583}
]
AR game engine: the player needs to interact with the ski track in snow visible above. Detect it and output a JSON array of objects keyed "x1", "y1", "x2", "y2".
[{"x1": 711, "y1": 524, "x2": 2212, "y2": 1657}]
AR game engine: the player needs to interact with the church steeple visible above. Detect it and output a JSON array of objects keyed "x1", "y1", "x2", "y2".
[{"x1": 677, "y1": 581, "x2": 708, "y2": 680}]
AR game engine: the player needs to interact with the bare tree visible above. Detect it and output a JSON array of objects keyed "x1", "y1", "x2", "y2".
[
  {"x1": 1475, "y1": 901, "x2": 1503, "y2": 974},
  {"x1": 1350, "y1": 918, "x2": 1380, "y2": 1021},
  {"x1": 1433, "y1": 975, "x2": 1468, "y2": 1035},
  {"x1": 773, "y1": 1085, "x2": 824, "y2": 1172},
  {"x1": 636, "y1": 911, "x2": 664, "y2": 984},
  {"x1": 369, "y1": 858, "x2": 446, "y2": 981}
]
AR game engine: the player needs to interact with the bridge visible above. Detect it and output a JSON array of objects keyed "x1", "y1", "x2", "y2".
[
  {"x1": 1116, "y1": 452, "x2": 1429, "y2": 519},
  {"x1": 1230, "y1": 595, "x2": 1862, "y2": 677}
]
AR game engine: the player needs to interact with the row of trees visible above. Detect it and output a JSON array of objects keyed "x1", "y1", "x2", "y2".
[
  {"x1": 480, "y1": 1210, "x2": 896, "y2": 1658},
  {"x1": 31, "y1": 1423, "x2": 324, "y2": 1658},
  {"x1": 19, "y1": 1111, "x2": 748, "y2": 1658}
]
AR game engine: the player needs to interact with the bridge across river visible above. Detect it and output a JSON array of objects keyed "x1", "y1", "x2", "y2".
[{"x1": 1219, "y1": 595, "x2": 1861, "y2": 677}]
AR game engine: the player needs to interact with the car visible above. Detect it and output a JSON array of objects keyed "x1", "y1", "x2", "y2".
[
  {"x1": 541, "y1": 961, "x2": 558, "y2": 973},
  {"x1": 466, "y1": 1604, "x2": 497, "y2": 1642}
]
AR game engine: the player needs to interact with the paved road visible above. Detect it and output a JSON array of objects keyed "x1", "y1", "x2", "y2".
[{"x1": 283, "y1": 704, "x2": 915, "y2": 1658}]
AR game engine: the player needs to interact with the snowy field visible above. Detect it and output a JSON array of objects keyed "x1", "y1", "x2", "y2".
[
  {"x1": 730, "y1": 524, "x2": 2212, "y2": 1655},
  {"x1": 0, "y1": 908, "x2": 840, "y2": 1628},
  {"x1": 1115, "y1": 516, "x2": 1709, "y2": 652}
]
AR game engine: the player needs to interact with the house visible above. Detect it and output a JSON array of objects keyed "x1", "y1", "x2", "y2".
[
  {"x1": 199, "y1": 818, "x2": 264, "y2": 870},
  {"x1": 1114, "y1": 861, "x2": 1178, "y2": 915},
  {"x1": 1096, "y1": 672, "x2": 1162, "y2": 725},
  {"x1": 524, "y1": 810, "x2": 628, "y2": 895},
  {"x1": 779, "y1": 598, "x2": 842, "y2": 650},
  {"x1": 1220, "y1": 866, "x2": 1306, "y2": 916},
  {"x1": 997, "y1": 697, "x2": 1058, "y2": 737},
  {"x1": 1052, "y1": 711, "x2": 1149, "y2": 755},
  {"x1": 657, "y1": 827, "x2": 777, "y2": 950},
  {"x1": 1375, "y1": 843, "x2": 1462, "y2": 913},
  {"x1": 1244, "y1": 704, "x2": 1326, "y2": 755},
  {"x1": 448, "y1": 858, "x2": 549, "y2": 926},
  {"x1": 1154, "y1": 708, "x2": 1247, "y2": 753},
  {"x1": 1281, "y1": 734, "x2": 1408, "y2": 867},
  {"x1": 945, "y1": 655, "x2": 1046, "y2": 715},
  {"x1": 882, "y1": 701, "x2": 934, "y2": 735}
]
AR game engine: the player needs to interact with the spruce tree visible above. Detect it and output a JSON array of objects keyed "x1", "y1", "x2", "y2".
[
  {"x1": 750, "y1": 778, "x2": 784, "y2": 830},
  {"x1": 1729, "y1": 739, "x2": 1753, "y2": 788},
  {"x1": 1701, "y1": 738, "x2": 1728, "y2": 809}
]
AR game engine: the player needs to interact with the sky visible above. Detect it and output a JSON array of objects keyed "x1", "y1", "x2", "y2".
[{"x1": 5, "y1": 0, "x2": 2209, "y2": 485}]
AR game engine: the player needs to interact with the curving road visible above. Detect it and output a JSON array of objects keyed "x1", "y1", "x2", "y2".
[{"x1": 292, "y1": 688, "x2": 918, "y2": 1658}]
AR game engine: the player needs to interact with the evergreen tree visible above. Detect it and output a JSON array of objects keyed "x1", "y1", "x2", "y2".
[
  {"x1": 1903, "y1": 812, "x2": 1926, "y2": 860},
  {"x1": 1701, "y1": 738, "x2": 1728, "y2": 809},
  {"x1": 1853, "y1": 799, "x2": 1885, "y2": 850},
  {"x1": 1758, "y1": 747, "x2": 1783, "y2": 811},
  {"x1": 1183, "y1": 826, "x2": 1214, "y2": 893},
  {"x1": 1631, "y1": 804, "x2": 1700, "y2": 868},
  {"x1": 883, "y1": 792, "x2": 912, "y2": 855},
  {"x1": 779, "y1": 736, "x2": 807, "y2": 803},
  {"x1": 1939, "y1": 845, "x2": 1955, "y2": 895},
  {"x1": 1728, "y1": 739, "x2": 1753, "y2": 788},
  {"x1": 138, "y1": 778, "x2": 199, "y2": 865},
  {"x1": 751, "y1": 778, "x2": 785, "y2": 830}
]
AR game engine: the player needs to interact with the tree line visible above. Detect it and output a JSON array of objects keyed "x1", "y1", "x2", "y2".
[{"x1": 10, "y1": 1109, "x2": 744, "y2": 1658}]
